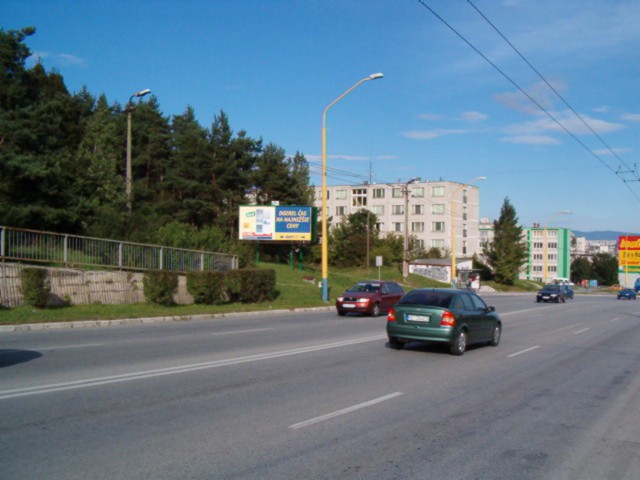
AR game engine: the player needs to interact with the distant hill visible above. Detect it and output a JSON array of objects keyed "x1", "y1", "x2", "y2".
[{"x1": 572, "y1": 231, "x2": 625, "y2": 241}]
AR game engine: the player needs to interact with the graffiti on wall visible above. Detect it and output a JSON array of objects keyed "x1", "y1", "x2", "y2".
[{"x1": 412, "y1": 265, "x2": 449, "y2": 282}]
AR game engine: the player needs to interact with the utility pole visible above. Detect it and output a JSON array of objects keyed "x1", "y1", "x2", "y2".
[{"x1": 403, "y1": 178, "x2": 419, "y2": 278}]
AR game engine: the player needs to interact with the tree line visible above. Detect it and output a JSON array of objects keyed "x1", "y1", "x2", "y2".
[{"x1": 0, "y1": 27, "x2": 314, "y2": 265}]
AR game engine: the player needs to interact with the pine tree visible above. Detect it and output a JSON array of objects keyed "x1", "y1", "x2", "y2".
[{"x1": 482, "y1": 197, "x2": 528, "y2": 285}]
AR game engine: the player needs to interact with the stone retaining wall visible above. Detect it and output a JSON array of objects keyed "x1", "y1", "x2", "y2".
[{"x1": 0, "y1": 264, "x2": 193, "y2": 308}]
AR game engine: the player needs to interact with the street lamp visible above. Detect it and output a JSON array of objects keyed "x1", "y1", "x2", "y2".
[
  {"x1": 321, "y1": 73, "x2": 383, "y2": 303},
  {"x1": 125, "y1": 88, "x2": 152, "y2": 213},
  {"x1": 403, "y1": 178, "x2": 420, "y2": 278},
  {"x1": 543, "y1": 210, "x2": 571, "y2": 283},
  {"x1": 450, "y1": 176, "x2": 485, "y2": 287}
]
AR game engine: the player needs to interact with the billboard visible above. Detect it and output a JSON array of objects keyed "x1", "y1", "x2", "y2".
[
  {"x1": 239, "y1": 206, "x2": 316, "y2": 242},
  {"x1": 618, "y1": 235, "x2": 640, "y2": 273}
]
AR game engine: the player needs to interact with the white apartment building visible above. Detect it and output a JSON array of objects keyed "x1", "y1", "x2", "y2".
[{"x1": 313, "y1": 180, "x2": 483, "y2": 257}]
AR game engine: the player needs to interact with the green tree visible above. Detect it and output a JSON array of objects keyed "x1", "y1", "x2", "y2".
[
  {"x1": 482, "y1": 197, "x2": 527, "y2": 285},
  {"x1": 161, "y1": 106, "x2": 212, "y2": 227},
  {"x1": 210, "y1": 111, "x2": 261, "y2": 237},
  {"x1": 570, "y1": 257, "x2": 591, "y2": 284},
  {"x1": 590, "y1": 253, "x2": 618, "y2": 286},
  {"x1": 329, "y1": 209, "x2": 379, "y2": 267}
]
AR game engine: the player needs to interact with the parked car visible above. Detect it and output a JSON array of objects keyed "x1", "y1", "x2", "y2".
[
  {"x1": 386, "y1": 288, "x2": 502, "y2": 355},
  {"x1": 536, "y1": 284, "x2": 567, "y2": 303},
  {"x1": 617, "y1": 288, "x2": 637, "y2": 300},
  {"x1": 336, "y1": 281, "x2": 404, "y2": 317}
]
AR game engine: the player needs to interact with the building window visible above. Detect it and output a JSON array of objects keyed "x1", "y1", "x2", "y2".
[
  {"x1": 393, "y1": 222, "x2": 403, "y2": 232},
  {"x1": 548, "y1": 266, "x2": 557, "y2": 272},
  {"x1": 463, "y1": 189, "x2": 468, "y2": 204},
  {"x1": 548, "y1": 230, "x2": 558, "y2": 237},
  {"x1": 372, "y1": 205, "x2": 384, "y2": 215},
  {"x1": 412, "y1": 222, "x2": 424, "y2": 232},
  {"x1": 432, "y1": 239, "x2": 445, "y2": 248},
  {"x1": 336, "y1": 189, "x2": 346, "y2": 200},
  {"x1": 462, "y1": 241, "x2": 467, "y2": 255},
  {"x1": 412, "y1": 204, "x2": 424, "y2": 215},
  {"x1": 335, "y1": 206, "x2": 346, "y2": 216},
  {"x1": 462, "y1": 225, "x2": 467, "y2": 238},
  {"x1": 548, "y1": 242, "x2": 558, "y2": 249},
  {"x1": 432, "y1": 221, "x2": 445, "y2": 232},
  {"x1": 432, "y1": 186, "x2": 445, "y2": 197},
  {"x1": 432, "y1": 204, "x2": 445, "y2": 215},
  {"x1": 533, "y1": 230, "x2": 543, "y2": 237},
  {"x1": 533, "y1": 265, "x2": 543, "y2": 272},
  {"x1": 410, "y1": 186, "x2": 424, "y2": 197},
  {"x1": 392, "y1": 187, "x2": 403, "y2": 198},
  {"x1": 534, "y1": 242, "x2": 544, "y2": 249},
  {"x1": 533, "y1": 253, "x2": 543, "y2": 261},
  {"x1": 352, "y1": 188, "x2": 367, "y2": 207},
  {"x1": 548, "y1": 253, "x2": 557, "y2": 261},
  {"x1": 392, "y1": 205, "x2": 404, "y2": 215},
  {"x1": 372, "y1": 188, "x2": 385, "y2": 199},
  {"x1": 463, "y1": 205, "x2": 467, "y2": 221},
  {"x1": 376, "y1": 222, "x2": 384, "y2": 231},
  {"x1": 415, "y1": 239, "x2": 425, "y2": 248}
]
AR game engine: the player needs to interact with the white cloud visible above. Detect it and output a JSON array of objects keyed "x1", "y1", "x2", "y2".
[
  {"x1": 29, "y1": 50, "x2": 86, "y2": 67},
  {"x1": 402, "y1": 129, "x2": 467, "y2": 140},
  {"x1": 593, "y1": 147, "x2": 632, "y2": 156},
  {"x1": 417, "y1": 113, "x2": 441, "y2": 121},
  {"x1": 504, "y1": 111, "x2": 624, "y2": 137},
  {"x1": 620, "y1": 113, "x2": 640, "y2": 122},
  {"x1": 500, "y1": 135, "x2": 560, "y2": 145},
  {"x1": 461, "y1": 111, "x2": 488, "y2": 122}
]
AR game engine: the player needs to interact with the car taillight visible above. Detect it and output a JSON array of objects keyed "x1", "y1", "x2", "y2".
[
  {"x1": 388, "y1": 307, "x2": 396, "y2": 322},
  {"x1": 440, "y1": 310, "x2": 456, "y2": 327}
]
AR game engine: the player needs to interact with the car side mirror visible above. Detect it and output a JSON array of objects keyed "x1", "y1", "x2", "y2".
[{"x1": 487, "y1": 306, "x2": 495, "y2": 312}]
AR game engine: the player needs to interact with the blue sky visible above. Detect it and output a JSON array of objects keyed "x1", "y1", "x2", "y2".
[{"x1": 4, "y1": 0, "x2": 640, "y2": 233}]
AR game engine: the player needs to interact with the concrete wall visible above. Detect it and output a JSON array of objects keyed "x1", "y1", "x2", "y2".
[{"x1": 0, "y1": 264, "x2": 193, "y2": 308}]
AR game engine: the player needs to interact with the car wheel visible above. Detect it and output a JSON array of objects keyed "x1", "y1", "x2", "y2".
[
  {"x1": 337, "y1": 310, "x2": 346, "y2": 316},
  {"x1": 450, "y1": 330, "x2": 467, "y2": 356},
  {"x1": 371, "y1": 303, "x2": 381, "y2": 317},
  {"x1": 489, "y1": 323, "x2": 501, "y2": 347},
  {"x1": 388, "y1": 336, "x2": 403, "y2": 350},
  {"x1": 536, "y1": 298, "x2": 541, "y2": 303},
  {"x1": 561, "y1": 296, "x2": 566, "y2": 303}
]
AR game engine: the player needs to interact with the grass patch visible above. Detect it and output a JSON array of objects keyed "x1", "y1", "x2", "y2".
[{"x1": 0, "y1": 261, "x2": 471, "y2": 325}]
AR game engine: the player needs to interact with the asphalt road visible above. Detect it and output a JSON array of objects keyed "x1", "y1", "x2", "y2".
[{"x1": 1, "y1": 294, "x2": 639, "y2": 479}]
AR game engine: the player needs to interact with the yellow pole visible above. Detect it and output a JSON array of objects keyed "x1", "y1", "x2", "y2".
[{"x1": 321, "y1": 73, "x2": 383, "y2": 302}]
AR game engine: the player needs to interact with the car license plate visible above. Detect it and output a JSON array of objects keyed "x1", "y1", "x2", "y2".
[
  {"x1": 342, "y1": 304, "x2": 355, "y2": 308},
  {"x1": 406, "y1": 314, "x2": 430, "y2": 322}
]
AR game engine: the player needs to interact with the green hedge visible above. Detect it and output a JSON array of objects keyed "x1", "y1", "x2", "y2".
[
  {"x1": 143, "y1": 271, "x2": 179, "y2": 306},
  {"x1": 187, "y1": 269, "x2": 276, "y2": 305},
  {"x1": 20, "y1": 267, "x2": 50, "y2": 308}
]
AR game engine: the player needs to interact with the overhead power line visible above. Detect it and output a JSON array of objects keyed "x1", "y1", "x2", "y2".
[{"x1": 415, "y1": 0, "x2": 640, "y2": 203}]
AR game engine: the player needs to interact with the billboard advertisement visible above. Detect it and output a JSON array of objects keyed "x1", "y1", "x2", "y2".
[
  {"x1": 239, "y1": 206, "x2": 316, "y2": 242},
  {"x1": 618, "y1": 235, "x2": 640, "y2": 273}
]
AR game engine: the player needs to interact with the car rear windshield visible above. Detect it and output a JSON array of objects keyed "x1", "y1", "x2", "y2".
[{"x1": 398, "y1": 290, "x2": 454, "y2": 308}]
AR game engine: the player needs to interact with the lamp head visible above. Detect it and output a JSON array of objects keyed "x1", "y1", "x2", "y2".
[
  {"x1": 369, "y1": 73, "x2": 384, "y2": 80},
  {"x1": 135, "y1": 89, "x2": 152, "y2": 97}
]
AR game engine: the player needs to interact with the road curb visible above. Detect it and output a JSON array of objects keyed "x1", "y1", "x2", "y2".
[{"x1": 0, "y1": 306, "x2": 336, "y2": 332}]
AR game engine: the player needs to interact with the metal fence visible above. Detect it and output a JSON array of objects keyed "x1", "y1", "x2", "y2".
[{"x1": 0, "y1": 226, "x2": 238, "y2": 273}]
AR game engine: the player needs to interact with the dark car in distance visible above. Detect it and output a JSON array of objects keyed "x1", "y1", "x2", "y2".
[
  {"x1": 386, "y1": 288, "x2": 502, "y2": 355},
  {"x1": 536, "y1": 284, "x2": 567, "y2": 303},
  {"x1": 336, "y1": 281, "x2": 404, "y2": 317},
  {"x1": 617, "y1": 288, "x2": 637, "y2": 300}
]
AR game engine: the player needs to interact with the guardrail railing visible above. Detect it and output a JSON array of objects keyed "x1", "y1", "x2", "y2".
[{"x1": 0, "y1": 226, "x2": 238, "y2": 273}]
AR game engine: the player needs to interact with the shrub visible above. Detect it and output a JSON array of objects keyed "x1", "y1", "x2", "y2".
[
  {"x1": 231, "y1": 269, "x2": 276, "y2": 303},
  {"x1": 186, "y1": 271, "x2": 227, "y2": 304},
  {"x1": 20, "y1": 267, "x2": 50, "y2": 308},
  {"x1": 143, "y1": 271, "x2": 179, "y2": 306}
]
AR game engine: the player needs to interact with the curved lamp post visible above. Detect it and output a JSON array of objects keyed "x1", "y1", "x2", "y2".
[
  {"x1": 321, "y1": 73, "x2": 383, "y2": 302},
  {"x1": 126, "y1": 88, "x2": 152, "y2": 213},
  {"x1": 450, "y1": 176, "x2": 485, "y2": 287},
  {"x1": 543, "y1": 210, "x2": 571, "y2": 283}
]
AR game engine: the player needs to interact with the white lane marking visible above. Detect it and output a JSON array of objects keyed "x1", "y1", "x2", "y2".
[
  {"x1": 574, "y1": 328, "x2": 590, "y2": 334},
  {"x1": 210, "y1": 328, "x2": 273, "y2": 336},
  {"x1": 289, "y1": 392, "x2": 403, "y2": 430},
  {"x1": 550, "y1": 323, "x2": 582, "y2": 333},
  {"x1": 0, "y1": 335, "x2": 386, "y2": 400},
  {"x1": 507, "y1": 346, "x2": 540, "y2": 358},
  {"x1": 609, "y1": 317, "x2": 620, "y2": 322},
  {"x1": 499, "y1": 307, "x2": 549, "y2": 317}
]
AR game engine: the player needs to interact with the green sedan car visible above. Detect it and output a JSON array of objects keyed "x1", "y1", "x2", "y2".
[{"x1": 386, "y1": 288, "x2": 502, "y2": 356}]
